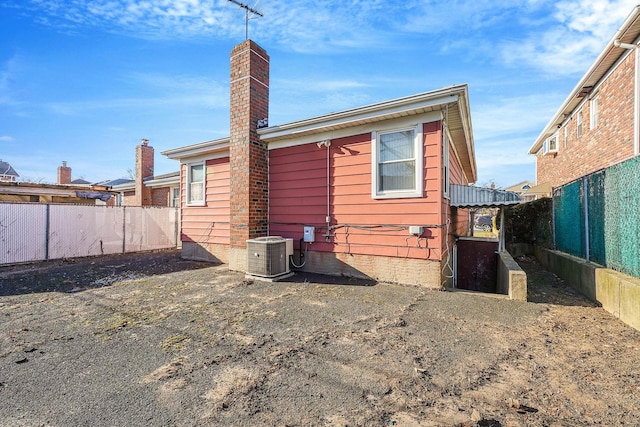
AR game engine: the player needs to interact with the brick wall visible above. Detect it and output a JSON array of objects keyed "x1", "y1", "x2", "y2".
[
  {"x1": 57, "y1": 161, "x2": 71, "y2": 184},
  {"x1": 151, "y1": 187, "x2": 169, "y2": 207},
  {"x1": 135, "y1": 139, "x2": 154, "y2": 206},
  {"x1": 537, "y1": 50, "x2": 636, "y2": 187},
  {"x1": 229, "y1": 40, "x2": 269, "y2": 250}
]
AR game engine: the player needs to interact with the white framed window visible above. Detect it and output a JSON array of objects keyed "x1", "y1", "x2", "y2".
[
  {"x1": 543, "y1": 134, "x2": 558, "y2": 155},
  {"x1": 564, "y1": 125, "x2": 568, "y2": 148},
  {"x1": 443, "y1": 133, "x2": 450, "y2": 197},
  {"x1": 372, "y1": 125, "x2": 423, "y2": 199},
  {"x1": 170, "y1": 187, "x2": 180, "y2": 207},
  {"x1": 590, "y1": 93, "x2": 599, "y2": 129},
  {"x1": 186, "y1": 162, "x2": 205, "y2": 206},
  {"x1": 577, "y1": 109, "x2": 583, "y2": 137}
]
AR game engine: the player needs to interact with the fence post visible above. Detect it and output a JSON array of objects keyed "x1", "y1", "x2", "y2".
[
  {"x1": 552, "y1": 187, "x2": 556, "y2": 249},
  {"x1": 122, "y1": 206, "x2": 126, "y2": 254},
  {"x1": 45, "y1": 204, "x2": 50, "y2": 260},
  {"x1": 583, "y1": 176, "x2": 590, "y2": 262},
  {"x1": 174, "y1": 207, "x2": 179, "y2": 248}
]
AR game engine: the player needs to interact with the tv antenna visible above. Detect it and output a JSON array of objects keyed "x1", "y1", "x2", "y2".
[{"x1": 227, "y1": 0, "x2": 263, "y2": 40}]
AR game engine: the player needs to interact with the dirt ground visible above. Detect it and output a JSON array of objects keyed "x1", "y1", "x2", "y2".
[{"x1": 1, "y1": 250, "x2": 639, "y2": 427}]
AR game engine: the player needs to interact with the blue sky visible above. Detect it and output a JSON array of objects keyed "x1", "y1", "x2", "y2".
[{"x1": 1, "y1": 0, "x2": 638, "y2": 187}]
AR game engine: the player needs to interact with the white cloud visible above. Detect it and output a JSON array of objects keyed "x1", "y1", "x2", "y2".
[
  {"x1": 472, "y1": 92, "x2": 565, "y2": 140},
  {"x1": 44, "y1": 72, "x2": 228, "y2": 116},
  {"x1": 501, "y1": 0, "x2": 639, "y2": 75},
  {"x1": 0, "y1": 136, "x2": 15, "y2": 142}
]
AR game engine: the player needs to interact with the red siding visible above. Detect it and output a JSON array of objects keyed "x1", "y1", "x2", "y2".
[
  {"x1": 181, "y1": 157, "x2": 230, "y2": 245},
  {"x1": 448, "y1": 142, "x2": 470, "y2": 239},
  {"x1": 269, "y1": 121, "x2": 445, "y2": 260}
]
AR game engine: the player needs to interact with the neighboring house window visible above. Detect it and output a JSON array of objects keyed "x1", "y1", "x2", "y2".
[
  {"x1": 186, "y1": 162, "x2": 205, "y2": 205},
  {"x1": 171, "y1": 187, "x2": 180, "y2": 207},
  {"x1": 564, "y1": 125, "x2": 568, "y2": 149},
  {"x1": 372, "y1": 125, "x2": 423, "y2": 198},
  {"x1": 118, "y1": 192, "x2": 124, "y2": 206},
  {"x1": 577, "y1": 109, "x2": 583, "y2": 137},
  {"x1": 590, "y1": 94, "x2": 599, "y2": 129},
  {"x1": 543, "y1": 134, "x2": 558, "y2": 155},
  {"x1": 443, "y1": 133, "x2": 450, "y2": 197}
]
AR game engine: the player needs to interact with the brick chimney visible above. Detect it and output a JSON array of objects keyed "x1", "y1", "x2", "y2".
[
  {"x1": 135, "y1": 138, "x2": 154, "y2": 206},
  {"x1": 57, "y1": 161, "x2": 72, "y2": 184},
  {"x1": 228, "y1": 40, "x2": 269, "y2": 271}
]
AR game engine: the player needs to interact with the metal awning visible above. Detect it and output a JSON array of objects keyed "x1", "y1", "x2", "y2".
[{"x1": 450, "y1": 184, "x2": 521, "y2": 208}]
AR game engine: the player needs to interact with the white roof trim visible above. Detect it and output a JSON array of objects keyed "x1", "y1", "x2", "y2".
[
  {"x1": 259, "y1": 85, "x2": 465, "y2": 142},
  {"x1": 162, "y1": 137, "x2": 230, "y2": 161},
  {"x1": 529, "y1": 5, "x2": 640, "y2": 154},
  {"x1": 146, "y1": 174, "x2": 180, "y2": 188}
]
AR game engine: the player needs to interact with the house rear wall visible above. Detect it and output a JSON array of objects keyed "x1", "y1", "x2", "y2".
[
  {"x1": 268, "y1": 121, "x2": 446, "y2": 285},
  {"x1": 180, "y1": 157, "x2": 230, "y2": 262}
]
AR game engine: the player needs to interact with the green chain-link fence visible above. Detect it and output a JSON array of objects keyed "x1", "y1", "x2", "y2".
[{"x1": 553, "y1": 155, "x2": 640, "y2": 278}]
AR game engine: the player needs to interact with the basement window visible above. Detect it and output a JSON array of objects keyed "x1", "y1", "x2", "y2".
[
  {"x1": 372, "y1": 125, "x2": 423, "y2": 199},
  {"x1": 186, "y1": 162, "x2": 205, "y2": 206}
]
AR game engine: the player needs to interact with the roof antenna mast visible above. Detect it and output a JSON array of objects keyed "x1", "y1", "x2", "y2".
[{"x1": 227, "y1": 0, "x2": 263, "y2": 40}]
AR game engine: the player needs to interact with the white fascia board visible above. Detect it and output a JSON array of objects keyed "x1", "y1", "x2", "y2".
[
  {"x1": 529, "y1": 5, "x2": 640, "y2": 154},
  {"x1": 145, "y1": 175, "x2": 180, "y2": 188},
  {"x1": 259, "y1": 86, "x2": 464, "y2": 143},
  {"x1": 111, "y1": 182, "x2": 135, "y2": 192},
  {"x1": 266, "y1": 111, "x2": 442, "y2": 150},
  {"x1": 161, "y1": 137, "x2": 230, "y2": 161}
]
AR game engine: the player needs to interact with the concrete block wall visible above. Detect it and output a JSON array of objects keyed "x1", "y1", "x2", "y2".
[
  {"x1": 296, "y1": 250, "x2": 443, "y2": 287},
  {"x1": 534, "y1": 246, "x2": 640, "y2": 331},
  {"x1": 496, "y1": 251, "x2": 527, "y2": 301}
]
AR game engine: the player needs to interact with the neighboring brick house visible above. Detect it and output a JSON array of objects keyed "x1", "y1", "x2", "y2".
[
  {"x1": 109, "y1": 139, "x2": 180, "y2": 207},
  {"x1": 529, "y1": 6, "x2": 640, "y2": 188},
  {"x1": 163, "y1": 40, "x2": 478, "y2": 287}
]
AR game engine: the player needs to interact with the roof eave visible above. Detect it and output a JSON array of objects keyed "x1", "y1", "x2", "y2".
[
  {"x1": 529, "y1": 5, "x2": 640, "y2": 154},
  {"x1": 258, "y1": 85, "x2": 468, "y2": 142},
  {"x1": 161, "y1": 137, "x2": 230, "y2": 160}
]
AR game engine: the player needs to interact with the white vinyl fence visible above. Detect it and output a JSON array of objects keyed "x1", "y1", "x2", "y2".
[{"x1": 0, "y1": 203, "x2": 179, "y2": 265}]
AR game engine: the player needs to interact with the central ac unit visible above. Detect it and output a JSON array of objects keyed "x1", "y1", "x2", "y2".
[{"x1": 246, "y1": 236, "x2": 294, "y2": 279}]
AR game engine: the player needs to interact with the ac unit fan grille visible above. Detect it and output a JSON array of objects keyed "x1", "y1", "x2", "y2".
[{"x1": 247, "y1": 237, "x2": 288, "y2": 278}]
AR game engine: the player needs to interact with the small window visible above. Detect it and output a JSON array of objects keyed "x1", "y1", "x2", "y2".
[
  {"x1": 577, "y1": 109, "x2": 583, "y2": 137},
  {"x1": 543, "y1": 134, "x2": 558, "y2": 155},
  {"x1": 186, "y1": 162, "x2": 205, "y2": 206},
  {"x1": 443, "y1": 134, "x2": 450, "y2": 197},
  {"x1": 564, "y1": 125, "x2": 568, "y2": 148},
  {"x1": 171, "y1": 187, "x2": 180, "y2": 207},
  {"x1": 590, "y1": 94, "x2": 599, "y2": 129},
  {"x1": 372, "y1": 125, "x2": 423, "y2": 198}
]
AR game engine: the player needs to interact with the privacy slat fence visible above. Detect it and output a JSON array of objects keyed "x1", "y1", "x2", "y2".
[
  {"x1": 0, "y1": 203, "x2": 179, "y2": 265},
  {"x1": 553, "y1": 155, "x2": 640, "y2": 279}
]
